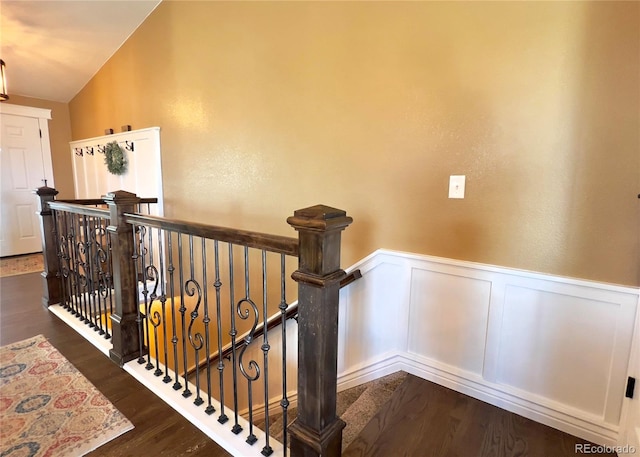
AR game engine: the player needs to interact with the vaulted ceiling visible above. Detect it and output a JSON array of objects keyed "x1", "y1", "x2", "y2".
[{"x1": 0, "y1": 0, "x2": 161, "y2": 103}]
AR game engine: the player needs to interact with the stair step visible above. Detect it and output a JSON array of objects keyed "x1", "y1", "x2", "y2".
[
  {"x1": 256, "y1": 371, "x2": 408, "y2": 448},
  {"x1": 341, "y1": 371, "x2": 407, "y2": 450}
]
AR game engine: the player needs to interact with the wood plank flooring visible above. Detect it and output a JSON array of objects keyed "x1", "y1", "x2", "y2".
[
  {"x1": 343, "y1": 373, "x2": 617, "y2": 457},
  {"x1": 0, "y1": 272, "x2": 230, "y2": 457}
]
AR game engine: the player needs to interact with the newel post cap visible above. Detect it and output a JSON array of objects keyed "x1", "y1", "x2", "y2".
[
  {"x1": 35, "y1": 186, "x2": 59, "y2": 197},
  {"x1": 102, "y1": 190, "x2": 140, "y2": 205},
  {"x1": 287, "y1": 204, "x2": 353, "y2": 232}
]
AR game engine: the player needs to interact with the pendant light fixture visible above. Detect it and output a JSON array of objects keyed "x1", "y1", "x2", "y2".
[{"x1": 0, "y1": 60, "x2": 9, "y2": 101}]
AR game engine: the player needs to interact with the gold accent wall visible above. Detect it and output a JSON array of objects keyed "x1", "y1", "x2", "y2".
[{"x1": 69, "y1": 1, "x2": 640, "y2": 286}]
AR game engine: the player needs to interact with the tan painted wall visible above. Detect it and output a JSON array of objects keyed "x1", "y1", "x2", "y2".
[
  {"x1": 69, "y1": 1, "x2": 640, "y2": 286},
  {"x1": 9, "y1": 95, "x2": 74, "y2": 199}
]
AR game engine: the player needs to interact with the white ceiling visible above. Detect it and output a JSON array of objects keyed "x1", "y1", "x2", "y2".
[{"x1": 0, "y1": 0, "x2": 161, "y2": 103}]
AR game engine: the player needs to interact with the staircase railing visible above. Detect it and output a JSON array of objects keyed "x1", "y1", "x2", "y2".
[{"x1": 36, "y1": 186, "x2": 354, "y2": 457}]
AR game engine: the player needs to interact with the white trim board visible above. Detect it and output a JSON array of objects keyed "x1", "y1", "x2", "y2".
[
  {"x1": 0, "y1": 103, "x2": 51, "y2": 119},
  {"x1": 336, "y1": 249, "x2": 639, "y2": 447}
]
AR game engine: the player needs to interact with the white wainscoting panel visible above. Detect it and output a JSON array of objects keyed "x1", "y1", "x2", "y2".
[
  {"x1": 336, "y1": 249, "x2": 639, "y2": 447},
  {"x1": 408, "y1": 269, "x2": 491, "y2": 376}
]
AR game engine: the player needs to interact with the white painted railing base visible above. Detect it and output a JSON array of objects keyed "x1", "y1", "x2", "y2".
[{"x1": 49, "y1": 304, "x2": 286, "y2": 457}]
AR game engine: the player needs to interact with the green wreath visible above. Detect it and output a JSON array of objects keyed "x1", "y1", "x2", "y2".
[{"x1": 104, "y1": 141, "x2": 128, "y2": 175}]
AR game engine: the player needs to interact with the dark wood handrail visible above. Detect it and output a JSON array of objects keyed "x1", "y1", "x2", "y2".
[
  {"x1": 187, "y1": 269, "x2": 362, "y2": 377},
  {"x1": 124, "y1": 212, "x2": 299, "y2": 256},
  {"x1": 49, "y1": 201, "x2": 110, "y2": 218},
  {"x1": 57, "y1": 197, "x2": 158, "y2": 205}
]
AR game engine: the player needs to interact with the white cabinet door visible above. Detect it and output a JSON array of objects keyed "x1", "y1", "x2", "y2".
[{"x1": 0, "y1": 113, "x2": 47, "y2": 256}]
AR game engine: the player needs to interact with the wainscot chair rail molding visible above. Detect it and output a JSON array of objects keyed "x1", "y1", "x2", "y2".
[{"x1": 37, "y1": 186, "x2": 356, "y2": 457}]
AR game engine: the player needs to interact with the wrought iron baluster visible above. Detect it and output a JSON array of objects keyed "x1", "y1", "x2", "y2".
[
  {"x1": 134, "y1": 225, "x2": 145, "y2": 364},
  {"x1": 279, "y1": 253, "x2": 290, "y2": 456},
  {"x1": 261, "y1": 249, "x2": 273, "y2": 456},
  {"x1": 72, "y1": 214, "x2": 86, "y2": 321},
  {"x1": 157, "y1": 228, "x2": 171, "y2": 384},
  {"x1": 94, "y1": 219, "x2": 106, "y2": 336},
  {"x1": 178, "y1": 233, "x2": 192, "y2": 398},
  {"x1": 238, "y1": 246, "x2": 260, "y2": 446},
  {"x1": 104, "y1": 224, "x2": 113, "y2": 339},
  {"x1": 145, "y1": 226, "x2": 164, "y2": 377},
  {"x1": 88, "y1": 216, "x2": 102, "y2": 334},
  {"x1": 87, "y1": 217, "x2": 102, "y2": 333},
  {"x1": 214, "y1": 240, "x2": 228, "y2": 424},
  {"x1": 56, "y1": 211, "x2": 71, "y2": 312},
  {"x1": 137, "y1": 226, "x2": 153, "y2": 370},
  {"x1": 81, "y1": 214, "x2": 92, "y2": 325},
  {"x1": 202, "y1": 237, "x2": 215, "y2": 414},
  {"x1": 186, "y1": 234, "x2": 204, "y2": 406},
  {"x1": 167, "y1": 231, "x2": 182, "y2": 391},
  {"x1": 228, "y1": 244, "x2": 242, "y2": 435}
]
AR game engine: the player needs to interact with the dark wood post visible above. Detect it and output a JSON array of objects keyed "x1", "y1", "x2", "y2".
[
  {"x1": 287, "y1": 205, "x2": 353, "y2": 457},
  {"x1": 104, "y1": 190, "x2": 141, "y2": 366},
  {"x1": 36, "y1": 186, "x2": 61, "y2": 307}
]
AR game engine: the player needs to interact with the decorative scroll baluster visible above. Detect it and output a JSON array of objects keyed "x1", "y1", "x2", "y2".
[
  {"x1": 104, "y1": 223, "x2": 114, "y2": 339},
  {"x1": 56, "y1": 211, "x2": 71, "y2": 313},
  {"x1": 72, "y1": 215, "x2": 84, "y2": 320},
  {"x1": 67, "y1": 212, "x2": 77, "y2": 317},
  {"x1": 146, "y1": 226, "x2": 164, "y2": 378},
  {"x1": 238, "y1": 246, "x2": 260, "y2": 446},
  {"x1": 86, "y1": 216, "x2": 98, "y2": 330},
  {"x1": 134, "y1": 226, "x2": 146, "y2": 365},
  {"x1": 87, "y1": 217, "x2": 102, "y2": 335},
  {"x1": 167, "y1": 232, "x2": 182, "y2": 391},
  {"x1": 95, "y1": 220, "x2": 109, "y2": 337},
  {"x1": 179, "y1": 233, "x2": 192, "y2": 398},
  {"x1": 81, "y1": 214, "x2": 92, "y2": 324},
  {"x1": 228, "y1": 244, "x2": 242, "y2": 435},
  {"x1": 187, "y1": 235, "x2": 204, "y2": 406},
  {"x1": 214, "y1": 240, "x2": 228, "y2": 424},
  {"x1": 279, "y1": 253, "x2": 290, "y2": 456},
  {"x1": 136, "y1": 226, "x2": 154, "y2": 371}
]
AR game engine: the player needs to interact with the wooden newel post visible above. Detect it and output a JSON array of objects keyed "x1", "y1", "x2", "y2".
[
  {"x1": 104, "y1": 190, "x2": 141, "y2": 367},
  {"x1": 287, "y1": 205, "x2": 353, "y2": 457},
  {"x1": 36, "y1": 186, "x2": 61, "y2": 308}
]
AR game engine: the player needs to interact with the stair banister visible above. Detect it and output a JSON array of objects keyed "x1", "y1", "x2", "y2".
[
  {"x1": 104, "y1": 190, "x2": 142, "y2": 366},
  {"x1": 287, "y1": 205, "x2": 353, "y2": 457},
  {"x1": 36, "y1": 186, "x2": 61, "y2": 308}
]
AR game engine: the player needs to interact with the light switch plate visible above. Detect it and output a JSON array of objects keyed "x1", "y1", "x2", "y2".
[{"x1": 449, "y1": 175, "x2": 465, "y2": 199}]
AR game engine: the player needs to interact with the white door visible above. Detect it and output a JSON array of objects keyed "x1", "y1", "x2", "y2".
[{"x1": 0, "y1": 113, "x2": 47, "y2": 256}]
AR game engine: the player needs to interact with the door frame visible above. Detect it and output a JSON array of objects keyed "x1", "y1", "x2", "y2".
[{"x1": 0, "y1": 103, "x2": 55, "y2": 189}]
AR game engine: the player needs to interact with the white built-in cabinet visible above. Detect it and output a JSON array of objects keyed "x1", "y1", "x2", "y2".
[{"x1": 70, "y1": 127, "x2": 163, "y2": 215}]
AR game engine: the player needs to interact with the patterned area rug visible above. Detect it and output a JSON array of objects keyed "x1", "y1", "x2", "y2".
[
  {"x1": 0, "y1": 335, "x2": 133, "y2": 456},
  {"x1": 0, "y1": 254, "x2": 44, "y2": 278}
]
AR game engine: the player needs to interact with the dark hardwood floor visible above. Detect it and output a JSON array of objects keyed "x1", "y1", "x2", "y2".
[
  {"x1": 0, "y1": 272, "x2": 230, "y2": 457},
  {"x1": 343, "y1": 374, "x2": 616, "y2": 457}
]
